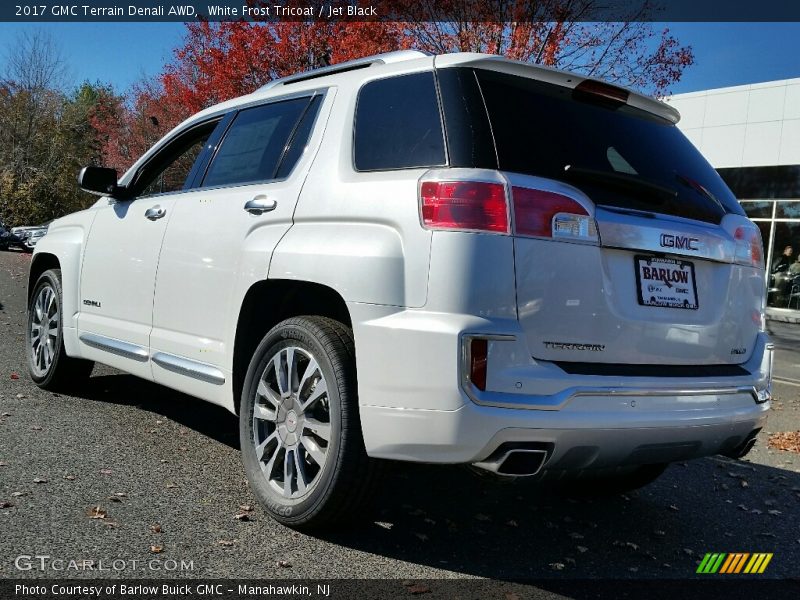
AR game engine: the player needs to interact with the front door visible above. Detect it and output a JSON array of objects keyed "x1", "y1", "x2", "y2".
[{"x1": 78, "y1": 118, "x2": 223, "y2": 378}]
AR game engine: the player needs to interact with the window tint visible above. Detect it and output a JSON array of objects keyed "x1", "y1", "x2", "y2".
[
  {"x1": 203, "y1": 97, "x2": 310, "y2": 188},
  {"x1": 474, "y1": 69, "x2": 744, "y2": 223},
  {"x1": 275, "y1": 95, "x2": 323, "y2": 179},
  {"x1": 136, "y1": 122, "x2": 218, "y2": 198},
  {"x1": 354, "y1": 72, "x2": 446, "y2": 171}
]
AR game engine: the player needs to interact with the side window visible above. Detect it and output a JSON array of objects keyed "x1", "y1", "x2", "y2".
[
  {"x1": 353, "y1": 72, "x2": 446, "y2": 171},
  {"x1": 202, "y1": 97, "x2": 311, "y2": 188},
  {"x1": 275, "y1": 96, "x2": 323, "y2": 179},
  {"x1": 136, "y1": 121, "x2": 219, "y2": 198}
]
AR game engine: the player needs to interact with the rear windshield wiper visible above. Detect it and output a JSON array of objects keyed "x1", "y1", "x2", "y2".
[{"x1": 562, "y1": 166, "x2": 678, "y2": 205}]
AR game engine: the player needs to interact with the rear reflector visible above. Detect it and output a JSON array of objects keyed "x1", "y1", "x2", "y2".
[
  {"x1": 420, "y1": 181, "x2": 508, "y2": 233},
  {"x1": 469, "y1": 338, "x2": 488, "y2": 391},
  {"x1": 512, "y1": 187, "x2": 597, "y2": 242},
  {"x1": 733, "y1": 226, "x2": 764, "y2": 269}
]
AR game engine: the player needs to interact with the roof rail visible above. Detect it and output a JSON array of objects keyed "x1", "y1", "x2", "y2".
[{"x1": 257, "y1": 50, "x2": 433, "y2": 92}]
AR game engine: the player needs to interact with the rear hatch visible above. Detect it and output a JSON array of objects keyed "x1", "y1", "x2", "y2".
[{"x1": 471, "y1": 67, "x2": 765, "y2": 367}]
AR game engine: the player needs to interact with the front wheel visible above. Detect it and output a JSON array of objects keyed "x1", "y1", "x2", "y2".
[
  {"x1": 239, "y1": 316, "x2": 377, "y2": 529},
  {"x1": 26, "y1": 269, "x2": 94, "y2": 390}
]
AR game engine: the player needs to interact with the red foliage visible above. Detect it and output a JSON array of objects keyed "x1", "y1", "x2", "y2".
[{"x1": 95, "y1": 0, "x2": 694, "y2": 173}]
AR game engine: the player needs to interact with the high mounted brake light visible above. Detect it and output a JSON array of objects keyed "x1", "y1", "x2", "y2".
[{"x1": 573, "y1": 79, "x2": 630, "y2": 107}]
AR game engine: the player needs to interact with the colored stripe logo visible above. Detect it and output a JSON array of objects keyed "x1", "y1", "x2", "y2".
[{"x1": 697, "y1": 553, "x2": 773, "y2": 574}]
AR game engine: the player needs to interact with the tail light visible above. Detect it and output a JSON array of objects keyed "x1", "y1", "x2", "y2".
[
  {"x1": 469, "y1": 338, "x2": 488, "y2": 391},
  {"x1": 420, "y1": 181, "x2": 508, "y2": 233},
  {"x1": 512, "y1": 187, "x2": 598, "y2": 242},
  {"x1": 733, "y1": 226, "x2": 764, "y2": 269},
  {"x1": 420, "y1": 180, "x2": 596, "y2": 242}
]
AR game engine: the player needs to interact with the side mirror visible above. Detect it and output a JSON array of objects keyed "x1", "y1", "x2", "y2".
[{"x1": 78, "y1": 167, "x2": 120, "y2": 196}]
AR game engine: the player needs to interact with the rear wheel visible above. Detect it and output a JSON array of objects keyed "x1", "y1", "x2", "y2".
[
  {"x1": 26, "y1": 269, "x2": 94, "y2": 390},
  {"x1": 239, "y1": 316, "x2": 377, "y2": 529}
]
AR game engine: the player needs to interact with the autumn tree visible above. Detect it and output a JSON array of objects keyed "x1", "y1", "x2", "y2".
[{"x1": 97, "y1": 0, "x2": 694, "y2": 172}]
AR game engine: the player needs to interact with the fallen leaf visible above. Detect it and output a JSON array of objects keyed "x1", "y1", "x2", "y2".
[
  {"x1": 33, "y1": 478, "x2": 47, "y2": 484},
  {"x1": 405, "y1": 583, "x2": 431, "y2": 595},
  {"x1": 375, "y1": 521, "x2": 394, "y2": 530},
  {"x1": 0, "y1": 501, "x2": 13, "y2": 509},
  {"x1": 150, "y1": 545, "x2": 164, "y2": 554},
  {"x1": 218, "y1": 540, "x2": 235, "y2": 547},
  {"x1": 10, "y1": 373, "x2": 19, "y2": 380},
  {"x1": 166, "y1": 483, "x2": 177, "y2": 489},
  {"x1": 86, "y1": 506, "x2": 107, "y2": 519},
  {"x1": 239, "y1": 504, "x2": 253, "y2": 512},
  {"x1": 11, "y1": 491, "x2": 26, "y2": 498},
  {"x1": 99, "y1": 469, "x2": 112, "y2": 475},
  {"x1": 103, "y1": 521, "x2": 118, "y2": 528},
  {"x1": 150, "y1": 524, "x2": 162, "y2": 534},
  {"x1": 549, "y1": 562, "x2": 565, "y2": 570},
  {"x1": 768, "y1": 509, "x2": 782, "y2": 515},
  {"x1": 577, "y1": 546, "x2": 588, "y2": 553},
  {"x1": 569, "y1": 532, "x2": 584, "y2": 540},
  {"x1": 505, "y1": 519, "x2": 518, "y2": 527},
  {"x1": 740, "y1": 480, "x2": 749, "y2": 488},
  {"x1": 160, "y1": 459, "x2": 168, "y2": 464},
  {"x1": 767, "y1": 431, "x2": 800, "y2": 453},
  {"x1": 155, "y1": 420, "x2": 164, "y2": 425},
  {"x1": 276, "y1": 560, "x2": 292, "y2": 568},
  {"x1": 63, "y1": 475, "x2": 75, "y2": 480},
  {"x1": 233, "y1": 512, "x2": 250, "y2": 521},
  {"x1": 668, "y1": 505, "x2": 679, "y2": 511},
  {"x1": 474, "y1": 513, "x2": 490, "y2": 522},
  {"x1": 737, "y1": 504, "x2": 749, "y2": 511},
  {"x1": 1, "y1": 412, "x2": 10, "y2": 417},
  {"x1": 0, "y1": 461, "x2": 7, "y2": 467},
  {"x1": 30, "y1": 426, "x2": 42, "y2": 431},
  {"x1": 654, "y1": 530, "x2": 666, "y2": 537},
  {"x1": 108, "y1": 496, "x2": 123, "y2": 503},
  {"x1": 683, "y1": 548, "x2": 694, "y2": 556}
]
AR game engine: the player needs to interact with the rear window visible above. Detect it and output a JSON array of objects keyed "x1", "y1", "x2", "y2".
[
  {"x1": 353, "y1": 72, "x2": 446, "y2": 171},
  {"x1": 473, "y1": 69, "x2": 744, "y2": 223}
]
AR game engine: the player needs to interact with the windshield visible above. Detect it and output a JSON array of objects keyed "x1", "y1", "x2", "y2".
[{"x1": 473, "y1": 69, "x2": 744, "y2": 224}]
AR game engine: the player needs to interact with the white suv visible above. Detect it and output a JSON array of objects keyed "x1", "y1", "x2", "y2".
[{"x1": 27, "y1": 51, "x2": 773, "y2": 528}]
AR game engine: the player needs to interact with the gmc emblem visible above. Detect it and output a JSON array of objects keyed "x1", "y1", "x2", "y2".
[{"x1": 660, "y1": 233, "x2": 699, "y2": 251}]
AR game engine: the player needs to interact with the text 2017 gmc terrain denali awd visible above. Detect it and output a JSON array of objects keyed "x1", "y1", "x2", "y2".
[{"x1": 27, "y1": 51, "x2": 773, "y2": 528}]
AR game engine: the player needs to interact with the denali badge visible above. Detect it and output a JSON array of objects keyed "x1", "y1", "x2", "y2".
[
  {"x1": 543, "y1": 341, "x2": 605, "y2": 351},
  {"x1": 660, "y1": 233, "x2": 699, "y2": 251},
  {"x1": 83, "y1": 299, "x2": 102, "y2": 308}
]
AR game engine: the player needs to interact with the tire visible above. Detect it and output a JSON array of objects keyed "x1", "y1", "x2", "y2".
[
  {"x1": 239, "y1": 316, "x2": 377, "y2": 529},
  {"x1": 556, "y1": 463, "x2": 668, "y2": 497},
  {"x1": 26, "y1": 269, "x2": 94, "y2": 390}
]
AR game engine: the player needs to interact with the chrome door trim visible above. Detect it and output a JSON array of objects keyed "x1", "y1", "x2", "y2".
[
  {"x1": 151, "y1": 352, "x2": 226, "y2": 386},
  {"x1": 79, "y1": 332, "x2": 149, "y2": 362}
]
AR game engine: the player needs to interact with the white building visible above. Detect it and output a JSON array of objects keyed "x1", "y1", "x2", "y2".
[{"x1": 667, "y1": 79, "x2": 800, "y2": 313}]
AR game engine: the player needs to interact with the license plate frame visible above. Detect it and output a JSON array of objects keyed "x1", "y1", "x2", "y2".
[{"x1": 634, "y1": 255, "x2": 698, "y2": 310}]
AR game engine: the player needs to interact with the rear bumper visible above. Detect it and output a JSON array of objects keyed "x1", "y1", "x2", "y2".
[{"x1": 353, "y1": 305, "x2": 772, "y2": 468}]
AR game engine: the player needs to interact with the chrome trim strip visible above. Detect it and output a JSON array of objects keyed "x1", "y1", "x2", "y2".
[
  {"x1": 79, "y1": 333, "x2": 149, "y2": 362},
  {"x1": 151, "y1": 352, "x2": 226, "y2": 386}
]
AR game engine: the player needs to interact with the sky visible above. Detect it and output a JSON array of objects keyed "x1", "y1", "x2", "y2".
[{"x1": 0, "y1": 22, "x2": 798, "y2": 96}]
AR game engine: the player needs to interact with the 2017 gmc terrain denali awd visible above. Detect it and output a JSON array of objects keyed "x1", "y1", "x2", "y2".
[{"x1": 26, "y1": 51, "x2": 773, "y2": 529}]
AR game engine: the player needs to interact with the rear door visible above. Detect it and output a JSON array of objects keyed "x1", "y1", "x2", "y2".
[
  {"x1": 150, "y1": 91, "x2": 329, "y2": 403},
  {"x1": 471, "y1": 68, "x2": 764, "y2": 367}
]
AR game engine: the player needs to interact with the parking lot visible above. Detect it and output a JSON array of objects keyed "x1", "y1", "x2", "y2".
[{"x1": 1, "y1": 249, "x2": 799, "y2": 583}]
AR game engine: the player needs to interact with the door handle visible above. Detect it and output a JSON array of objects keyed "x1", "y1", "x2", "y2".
[
  {"x1": 144, "y1": 205, "x2": 166, "y2": 220},
  {"x1": 244, "y1": 196, "x2": 277, "y2": 215}
]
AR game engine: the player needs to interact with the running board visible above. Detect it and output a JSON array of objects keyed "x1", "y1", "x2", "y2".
[{"x1": 79, "y1": 332, "x2": 149, "y2": 362}]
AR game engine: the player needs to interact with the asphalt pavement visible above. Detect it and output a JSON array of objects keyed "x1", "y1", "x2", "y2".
[{"x1": 1, "y1": 249, "x2": 799, "y2": 585}]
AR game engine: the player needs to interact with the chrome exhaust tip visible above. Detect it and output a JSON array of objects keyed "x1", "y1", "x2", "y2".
[{"x1": 472, "y1": 446, "x2": 550, "y2": 477}]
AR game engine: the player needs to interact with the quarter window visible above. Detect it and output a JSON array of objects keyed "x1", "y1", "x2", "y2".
[
  {"x1": 203, "y1": 97, "x2": 312, "y2": 188},
  {"x1": 353, "y1": 72, "x2": 446, "y2": 171}
]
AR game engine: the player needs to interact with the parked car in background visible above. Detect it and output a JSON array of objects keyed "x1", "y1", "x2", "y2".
[
  {"x1": 11, "y1": 221, "x2": 51, "y2": 252},
  {"x1": 27, "y1": 51, "x2": 772, "y2": 530}
]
